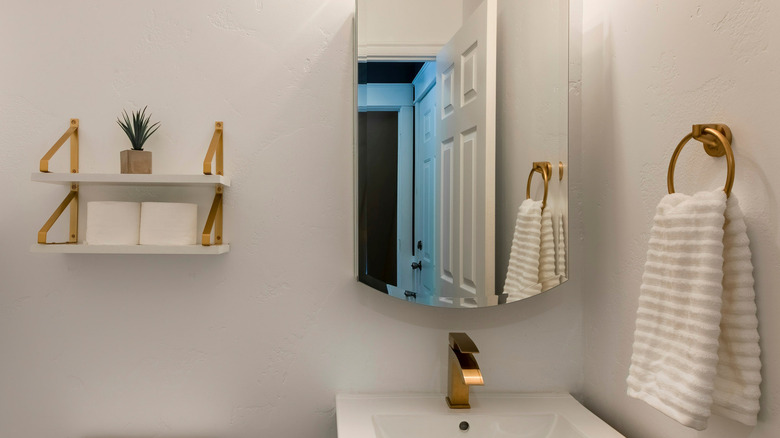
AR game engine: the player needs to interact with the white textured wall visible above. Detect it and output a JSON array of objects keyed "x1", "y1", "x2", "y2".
[
  {"x1": 581, "y1": 0, "x2": 780, "y2": 437},
  {"x1": 0, "y1": 1, "x2": 583, "y2": 437},
  {"x1": 356, "y1": 0, "x2": 462, "y2": 50}
]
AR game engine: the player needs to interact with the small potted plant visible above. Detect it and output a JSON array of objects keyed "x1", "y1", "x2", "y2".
[{"x1": 117, "y1": 106, "x2": 160, "y2": 174}]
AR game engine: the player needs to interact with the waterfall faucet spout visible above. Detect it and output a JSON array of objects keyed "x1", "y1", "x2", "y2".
[{"x1": 446, "y1": 332, "x2": 484, "y2": 409}]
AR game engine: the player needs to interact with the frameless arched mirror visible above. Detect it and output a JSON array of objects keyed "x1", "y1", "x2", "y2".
[{"x1": 355, "y1": 0, "x2": 568, "y2": 308}]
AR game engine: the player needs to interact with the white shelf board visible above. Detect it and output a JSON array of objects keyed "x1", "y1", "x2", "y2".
[
  {"x1": 31, "y1": 172, "x2": 230, "y2": 187},
  {"x1": 30, "y1": 244, "x2": 230, "y2": 255}
]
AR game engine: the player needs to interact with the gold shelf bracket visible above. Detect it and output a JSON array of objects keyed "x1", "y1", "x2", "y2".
[
  {"x1": 40, "y1": 119, "x2": 79, "y2": 173},
  {"x1": 202, "y1": 122, "x2": 225, "y2": 245},
  {"x1": 203, "y1": 121, "x2": 224, "y2": 175},
  {"x1": 202, "y1": 185, "x2": 224, "y2": 246},
  {"x1": 38, "y1": 183, "x2": 79, "y2": 244}
]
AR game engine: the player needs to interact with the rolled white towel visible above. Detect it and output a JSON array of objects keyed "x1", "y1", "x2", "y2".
[
  {"x1": 86, "y1": 201, "x2": 141, "y2": 245},
  {"x1": 139, "y1": 202, "x2": 198, "y2": 246}
]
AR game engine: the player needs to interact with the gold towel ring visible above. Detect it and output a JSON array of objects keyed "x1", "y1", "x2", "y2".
[
  {"x1": 526, "y1": 161, "x2": 552, "y2": 209},
  {"x1": 668, "y1": 124, "x2": 735, "y2": 197}
]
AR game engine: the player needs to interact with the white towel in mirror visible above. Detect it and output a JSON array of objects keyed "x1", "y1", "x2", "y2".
[
  {"x1": 539, "y1": 207, "x2": 559, "y2": 290},
  {"x1": 555, "y1": 213, "x2": 566, "y2": 280},
  {"x1": 503, "y1": 199, "x2": 543, "y2": 300}
]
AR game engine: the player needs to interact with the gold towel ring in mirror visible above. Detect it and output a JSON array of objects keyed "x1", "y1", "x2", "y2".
[
  {"x1": 527, "y1": 161, "x2": 552, "y2": 209},
  {"x1": 668, "y1": 124, "x2": 735, "y2": 197}
]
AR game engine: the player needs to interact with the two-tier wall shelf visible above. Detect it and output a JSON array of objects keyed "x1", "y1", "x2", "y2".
[{"x1": 31, "y1": 119, "x2": 230, "y2": 255}]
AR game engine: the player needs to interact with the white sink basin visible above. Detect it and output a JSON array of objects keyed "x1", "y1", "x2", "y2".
[
  {"x1": 336, "y1": 393, "x2": 624, "y2": 438},
  {"x1": 373, "y1": 413, "x2": 585, "y2": 438}
]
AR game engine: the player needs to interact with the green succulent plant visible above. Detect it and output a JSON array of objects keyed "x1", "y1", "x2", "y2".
[{"x1": 117, "y1": 106, "x2": 161, "y2": 151}]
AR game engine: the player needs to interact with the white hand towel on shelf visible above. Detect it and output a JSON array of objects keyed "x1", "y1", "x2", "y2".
[
  {"x1": 503, "y1": 199, "x2": 543, "y2": 301},
  {"x1": 539, "y1": 207, "x2": 560, "y2": 290},
  {"x1": 627, "y1": 190, "x2": 761, "y2": 430}
]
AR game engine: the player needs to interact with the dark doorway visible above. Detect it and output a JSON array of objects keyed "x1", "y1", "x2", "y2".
[{"x1": 358, "y1": 111, "x2": 399, "y2": 288}]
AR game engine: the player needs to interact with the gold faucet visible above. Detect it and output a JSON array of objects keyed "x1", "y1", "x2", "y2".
[{"x1": 446, "y1": 332, "x2": 484, "y2": 409}]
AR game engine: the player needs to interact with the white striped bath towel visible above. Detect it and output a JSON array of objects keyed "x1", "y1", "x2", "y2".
[
  {"x1": 627, "y1": 190, "x2": 761, "y2": 430},
  {"x1": 711, "y1": 194, "x2": 761, "y2": 425}
]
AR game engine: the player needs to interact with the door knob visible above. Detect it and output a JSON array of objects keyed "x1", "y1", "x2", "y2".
[{"x1": 411, "y1": 261, "x2": 422, "y2": 271}]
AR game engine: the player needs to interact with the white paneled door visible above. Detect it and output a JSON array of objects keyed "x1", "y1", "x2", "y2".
[
  {"x1": 436, "y1": 0, "x2": 496, "y2": 303},
  {"x1": 415, "y1": 83, "x2": 438, "y2": 297}
]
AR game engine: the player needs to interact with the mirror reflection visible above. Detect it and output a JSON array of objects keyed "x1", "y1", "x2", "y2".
[{"x1": 356, "y1": 0, "x2": 568, "y2": 308}]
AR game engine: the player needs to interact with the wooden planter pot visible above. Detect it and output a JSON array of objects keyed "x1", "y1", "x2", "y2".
[{"x1": 120, "y1": 149, "x2": 152, "y2": 174}]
